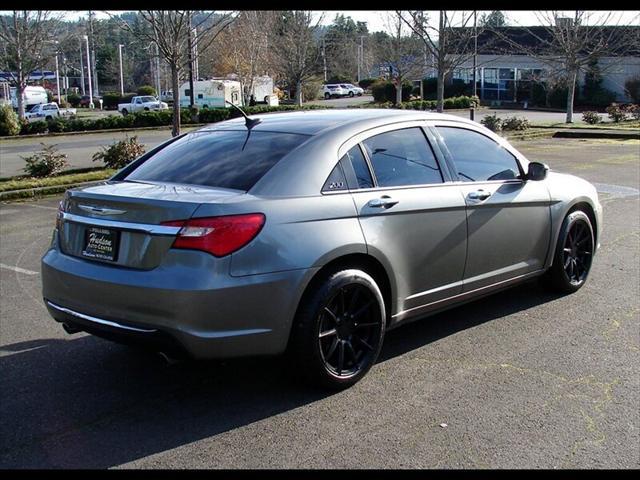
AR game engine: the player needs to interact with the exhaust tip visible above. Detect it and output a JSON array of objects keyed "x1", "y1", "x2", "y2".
[{"x1": 62, "y1": 322, "x2": 81, "y2": 334}]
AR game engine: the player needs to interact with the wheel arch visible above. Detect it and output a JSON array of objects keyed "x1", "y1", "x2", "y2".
[{"x1": 547, "y1": 198, "x2": 599, "y2": 268}]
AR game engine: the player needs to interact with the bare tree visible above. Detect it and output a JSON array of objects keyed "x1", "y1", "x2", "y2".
[
  {"x1": 0, "y1": 11, "x2": 65, "y2": 119},
  {"x1": 272, "y1": 11, "x2": 323, "y2": 106},
  {"x1": 397, "y1": 10, "x2": 478, "y2": 112},
  {"x1": 376, "y1": 12, "x2": 422, "y2": 105},
  {"x1": 214, "y1": 11, "x2": 278, "y2": 105},
  {"x1": 113, "y1": 11, "x2": 236, "y2": 136},
  {"x1": 493, "y1": 11, "x2": 640, "y2": 123}
]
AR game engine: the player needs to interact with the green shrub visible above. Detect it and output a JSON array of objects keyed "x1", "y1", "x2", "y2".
[
  {"x1": 199, "y1": 108, "x2": 231, "y2": 123},
  {"x1": 624, "y1": 76, "x2": 640, "y2": 104},
  {"x1": 67, "y1": 93, "x2": 81, "y2": 108},
  {"x1": 20, "y1": 120, "x2": 48, "y2": 135},
  {"x1": 137, "y1": 85, "x2": 156, "y2": 96},
  {"x1": 358, "y1": 78, "x2": 377, "y2": 90},
  {"x1": 102, "y1": 92, "x2": 121, "y2": 110},
  {"x1": 0, "y1": 104, "x2": 21, "y2": 136},
  {"x1": 502, "y1": 116, "x2": 530, "y2": 131},
  {"x1": 92, "y1": 136, "x2": 146, "y2": 169},
  {"x1": 606, "y1": 103, "x2": 627, "y2": 122},
  {"x1": 46, "y1": 89, "x2": 54, "y2": 102},
  {"x1": 481, "y1": 114, "x2": 502, "y2": 132},
  {"x1": 581, "y1": 111, "x2": 601, "y2": 124},
  {"x1": 548, "y1": 86, "x2": 568, "y2": 109},
  {"x1": 371, "y1": 80, "x2": 412, "y2": 103},
  {"x1": 21, "y1": 143, "x2": 69, "y2": 177},
  {"x1": 46, "y1": 118, "x2": 68, "y2": 133}
]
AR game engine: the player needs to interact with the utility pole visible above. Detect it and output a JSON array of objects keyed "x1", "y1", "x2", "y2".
[
  {"x1": 472, "y1": 10, "x2": 478, "y2": 98},
  {"x1": 79, "y1": 38, "x2": 85, "y2": 95},
  {"x1": 187, "y1": 13, "x2": 195, "y2": 107},
  {"x1": 88, "y1": 11, "x2": 99, "y2": 97},
  {"x1": 322, "y1": 36, "x2": 327, "y2": 82},
  {"x1": 155, "y1": 43, "x2": 161, "y2": 98},
  {"x1": 83, "y1": 35, "x2": 94, "y2": 108},
  {"x1": 193, "y1": 27, "x2": 199, "y2": 80},
  {"x1": 55, "y1": 53, "x2": 61, "y2": 104},
  {"x1": 118, "y1": 44, "x2": 124, "y2": 96},
  {"x1": 358, "y1": 36, "x2": 365, "y2": 83}
]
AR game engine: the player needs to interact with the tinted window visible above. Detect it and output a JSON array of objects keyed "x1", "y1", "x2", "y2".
[
  {"x1": 322, "y1": 163, "x2": 348, "y2": 192},
  {"x1": 125, "y1": 130, "x2": 309, "y2": 191},
  {"x1": 437, "y1": 127, "x2": 521, "y2": 182},
  {"x1": 340, "y1": 146, "x2": 374, "y2": 189},
  {"x1": 362, "y1": 128, "x2": 443, "y2": 187}
]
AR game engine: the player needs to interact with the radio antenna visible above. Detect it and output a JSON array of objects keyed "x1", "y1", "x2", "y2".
[{"x1": 225, "y1": 100, "x2": 261, "y2": 129}]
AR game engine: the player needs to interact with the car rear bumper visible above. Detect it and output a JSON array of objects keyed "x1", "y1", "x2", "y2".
[{"x1": 41, "y1": 241, "x2": 317, "y2": 359}]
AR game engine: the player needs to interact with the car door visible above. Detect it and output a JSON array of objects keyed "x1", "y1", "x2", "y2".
[
  {"x1": 341, "y1": 124, "x2": 468, "y2": 322},
  {"x1": 431, "y1": 123, "x2": 552, "y2": 292}
]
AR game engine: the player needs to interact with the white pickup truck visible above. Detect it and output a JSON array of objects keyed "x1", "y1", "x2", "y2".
[
  {"x1": 25, "y1": 102, "x2": 76, "y2": 122},
  {"x1": 118, "y1": 96, "x2": 169, "y2": 115}
]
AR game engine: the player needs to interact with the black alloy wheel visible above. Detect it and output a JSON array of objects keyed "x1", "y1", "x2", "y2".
[
  {"x1": 289, "y1": 268, "x2": 386, "y2": 389},
  {"x1": 561, "y1": 218, "x2": 593, "y2": 285},
  {"x1": 544, "y1": 210, "x2": 595, "y2": 293},
  {"x1": 317, "y1": 284, "x2": 382, "y2": 378}
]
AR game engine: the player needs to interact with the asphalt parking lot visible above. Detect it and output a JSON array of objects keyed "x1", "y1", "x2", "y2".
[{"x1": 0, "y1": 138, "x2": 638, "y2": 468}]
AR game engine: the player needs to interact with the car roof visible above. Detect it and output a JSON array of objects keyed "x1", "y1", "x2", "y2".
[{"x1": 198, "y1": 108, "x2": 476, "y2": 136}]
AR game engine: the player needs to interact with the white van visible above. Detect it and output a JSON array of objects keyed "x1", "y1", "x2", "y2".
[
  {"x1": 179, "y1": 80, "x2": 243, "y2": 109},
  {"x1": 10, "y1": 86, "x2": 48, "y2": 110}
]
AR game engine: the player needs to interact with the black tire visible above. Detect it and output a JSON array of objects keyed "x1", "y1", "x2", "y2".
[
  {"x1": 121, "y1": 109, "x2": 128, "y2": 116},
  {"x1": 45, "y1": 116, "x2": 52, "y2": 121},
  {"x1": 349, "y1": 91, "x2": 355, "y2": 97},
  {"x1": 543, "y1": 210, "x2": 594, "y2": 293},
  {"x1": 289, "y1": 268, "x2": 386, "y2": 390},
  {"x1": 144, "y1": 107, "x2": 149, "y2": 111},
  {"x1": 324, "y1": 92, "x2": 330, "y2": 100}
]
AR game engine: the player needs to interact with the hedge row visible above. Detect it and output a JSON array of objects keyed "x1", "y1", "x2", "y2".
[
  {"x1": 5, "y1": 104, "x2": 333, "y2": 137},
  {"x1": 348, "y1": 95, "x2": 480, "y2": 111}
]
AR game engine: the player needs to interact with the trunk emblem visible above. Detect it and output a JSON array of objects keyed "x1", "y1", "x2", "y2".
[{"x1": 78, "y1": 205, "x2": 127, "y2": 216}]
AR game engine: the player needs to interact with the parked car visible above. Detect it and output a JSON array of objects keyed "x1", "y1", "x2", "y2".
[
  {"x1": 79, "y1": 95, "x2": 102, "y2": 107},
  {"x1": 42, "y1": 109, "x2": 602, "y2": 389},
  {"x1": 340, "y1": 83, "x2": 364, "y2": 97},
  {"x1": 24, "y1": 102, "x2": 76, "y2": 122},
  {"x1": 322, "y1": 84, "x2": 349, "y2": 99},
  {"x1": 118, "y1": 95, "x2": 168, "y2": 115},
  {"x1": 160, "y1": 90, "x2": 173, "y2": 103}
]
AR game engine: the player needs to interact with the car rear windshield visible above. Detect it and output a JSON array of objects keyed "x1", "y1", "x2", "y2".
[{"x1": 124, "y1": 130, "x2": 310, "y2": 191}]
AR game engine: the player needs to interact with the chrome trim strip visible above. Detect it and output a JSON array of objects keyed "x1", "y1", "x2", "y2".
[
  {"x1": 61, "y1": 212, "x2": 181, "y2": 235},
  {"x1": 46, "y1": 301, "x2": 158, "y2": 333}
]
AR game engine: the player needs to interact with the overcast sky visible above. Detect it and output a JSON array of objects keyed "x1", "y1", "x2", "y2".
[{"x1": 58, "y1": 10, "x2": 640, "y2": 33}]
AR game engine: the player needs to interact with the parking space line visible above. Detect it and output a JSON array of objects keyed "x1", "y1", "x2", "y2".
[{"x1": 0, "y1": 263, "x2": 39, "y2": 276}]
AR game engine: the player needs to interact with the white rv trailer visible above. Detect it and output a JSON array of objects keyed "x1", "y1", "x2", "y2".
[
  {"x1": 249, "y1": 75, "x2": 274, "y2": 103},
  {"x1": 179, "y1": 79, "x2": 243, "y2": 109},
  {"x1": 8, "y1": 86, "x2": 48, "y2": 110}
]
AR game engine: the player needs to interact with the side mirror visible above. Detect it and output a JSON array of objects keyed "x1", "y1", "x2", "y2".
[{"x1": 526, "y1": 161, "x2": 549, "y2": 181}]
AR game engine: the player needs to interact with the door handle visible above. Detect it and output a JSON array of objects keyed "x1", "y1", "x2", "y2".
[
  {"x1": 467, "y1": 189, "x2": 492, "y2": 201},
  {"x1": 367, "y1": 195, "x2": 399, "y2": 209}
]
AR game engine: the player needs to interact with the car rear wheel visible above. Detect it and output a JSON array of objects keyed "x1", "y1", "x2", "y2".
[
  {"x1": 121, "y1": 109, "x2": 128, "y2": 116},
  {"x1": 543, "y1": 210, "x2": 594, "y2": 293},
  {"x1": 349, "y1": 91, "x2": 355, "y2": 97},
  {"x1": 324, "y1": 92, "x2": 330, "y2": 100},
  {"x1": 289, "y1": 269, "x2": 386, "y2": 389}
]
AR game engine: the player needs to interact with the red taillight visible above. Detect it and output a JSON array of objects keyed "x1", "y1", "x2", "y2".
[{"x1": 162, "y1": 213, "x2": 265, "y2": 257}]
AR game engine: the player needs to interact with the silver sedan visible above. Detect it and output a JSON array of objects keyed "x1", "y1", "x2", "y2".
[{"x1": 42, "y1": 109, "x2": 602, "y2": 389}]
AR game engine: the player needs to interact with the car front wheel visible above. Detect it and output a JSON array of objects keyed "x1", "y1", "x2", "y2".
[
  {"x1": 289, "y1": 269, "x2": 386, "y2": 389},
  {"x1": 543, "y1": 210, "x2": 595, "y2": 293},
  {"x1": 324, "y1": 92, "x2": 330, "y2": 100}
]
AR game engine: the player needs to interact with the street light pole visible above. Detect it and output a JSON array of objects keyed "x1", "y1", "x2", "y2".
[
  {"x1": 83, "y1": 35, "x2": 94, "y2": 108},
  {"x1": 472, "y1": 10, "x2": 478, "y2": 99},
  {"x1": 118, "y1": 44, "x2": 124, "y2": 96},
  {"x1": 79, "y1": 37, "x2": 85, "y2": 95},
  {"x1": 55, "y1": 54, "x2": 61, "y2": 104}
]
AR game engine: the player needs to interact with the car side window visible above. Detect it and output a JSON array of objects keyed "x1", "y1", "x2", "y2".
[
  {"x1": 340, "y1": 146, "x2": 374, "y2": 189},
  {"x1": 436, "y1": 127, "x2": 522, "y2": 182},
  {"x1": 361, "y1": 128, "x2": 443, "y2": 187}
]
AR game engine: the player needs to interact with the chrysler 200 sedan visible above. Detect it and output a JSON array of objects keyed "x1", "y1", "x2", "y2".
[{"x1": 42, "y1": 109, "x2": 602, "y2": 389}]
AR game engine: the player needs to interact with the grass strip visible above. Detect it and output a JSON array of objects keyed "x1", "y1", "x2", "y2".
[{"x1": 0, "y1": 169, "x2": 115, "y2": 193}]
